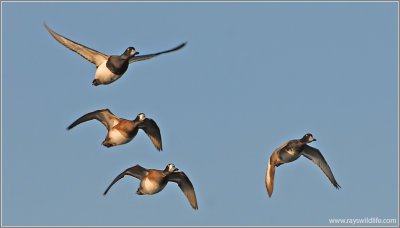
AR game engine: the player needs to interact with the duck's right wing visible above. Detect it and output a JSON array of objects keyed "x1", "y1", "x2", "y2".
[
  {"x1": 302, "y1": 145, "x2": 341, "y2": 189},
  {"x1": 44, "y1": 23, "x2": 109, "y2": 67},
  {"x1": 103, "y1": 165, "x2": 148, "y2": 195},
  {"x1": 67, "y1": 109, "x2": 120, "y2": 131}
]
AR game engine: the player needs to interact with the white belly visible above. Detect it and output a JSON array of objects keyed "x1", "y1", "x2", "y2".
[
  {"x1": 107, "y1": 128, "x2": 132, "y2": 145},
  {"x1": 95, "y1": 62, "x2": 122, "y2": 85},
  {"x1": 140, "y1": 178, "x2": 166, "y2": 195}
]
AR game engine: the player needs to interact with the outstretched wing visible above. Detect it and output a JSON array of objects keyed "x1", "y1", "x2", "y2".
[
  {"x1": 44, "y1": 23, "x2": 109, "y2": 67},
  {"x1": 129, "y1": 42, "x2": 186, "y2": 63},
  {"x1": 103, "y1": 164, "x2": 148, "y2": 195},
  {"x1": 265, "y1": 141, "x2": 289, "y2": 197},
  {"x1": 302, "y1": 145, "x2": 341, "y2": 189},
  {"x1": 67, "y1": 109, "x2": 120, "y2": 131},
  {"x1": 168, "y1": 171, "x2": 198, "y2": 210},
  {"x1": 139, "y1": 118, "x2": 162, "y2": 151}
]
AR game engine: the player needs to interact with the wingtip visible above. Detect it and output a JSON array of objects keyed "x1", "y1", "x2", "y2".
[
  {"x1": 177, "y1": 42, "x2": 187, "y2": 49},
  {"x1": 154, "y1": 143, "x2": 162, "y2": 151},
  {"x1": 103, "y1": 187, "x2": 111, "y2": 195},
  {"x1": 191, "y1": 202, "x2": 198, "y2": 210},
  {"x1": 43, "y1": 22, "x2": 50, "y2": 30}
]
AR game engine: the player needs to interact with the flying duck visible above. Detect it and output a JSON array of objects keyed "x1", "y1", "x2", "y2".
[
  {"x1": 104, "y1": 164, "x2": 198, "y2": 210},
  {"x1": 265, "y1": 133, "x2": 340, "y2": 197},
  {"x1": 44, "y1": 23, "x2": 186, "y2": 86},
  {"x1": 67, "y1": 109, "x2": 162, "y2": 151}
]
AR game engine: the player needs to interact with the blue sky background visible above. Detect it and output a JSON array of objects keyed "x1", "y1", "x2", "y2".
[{"x1": 1, "y1": 1, "x2": 398, "y2": 226}]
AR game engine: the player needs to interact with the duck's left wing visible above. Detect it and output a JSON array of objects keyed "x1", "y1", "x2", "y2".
[
  {"x1": 129, "y1": 42, "x2": 186, "y2": 63},
  {"x1": 168, "y1": 171, "x2": 198, "y2": 210},
  {"x1": 302, "y1": 145, "x2": 341, "y2": 189}
]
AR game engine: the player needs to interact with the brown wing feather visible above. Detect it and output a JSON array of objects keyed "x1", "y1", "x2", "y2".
[
  {"x1": 139, "y1": 118, "x2": 162, "y2": 151},
  {"x1": 302, "y1": 145, "x2": 341, "y2": 189},
  {"x1": 128, "y1": 42, "x2": 186, "y2": 63},
  {"x1": 265, "y1": 141, "x2": 289, "y2": 197},
  {"x1": 168, "y1": 171, "x2": 198, "y2": 210},
  {"x1": 103, "y1": 165, "x2": 148, "y2": 195},
  {"x1": 265, "y1": 157, "x2": 276, "y2": 197},
  {"x1": 67, "y1": 109, "x2": 120, "y2": 131},
  {"x1": 44, "y1": 23, "x2": 109, "y2": 67}
]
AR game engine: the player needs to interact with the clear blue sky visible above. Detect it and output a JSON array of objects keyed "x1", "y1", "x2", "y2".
[{"x1": 1, "y1": 1, "x2": 398, "y2": 226}]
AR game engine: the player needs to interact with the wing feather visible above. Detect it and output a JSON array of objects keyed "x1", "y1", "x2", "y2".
[
  {"x1": 103, "y1": 165, "x2": 148, "y2": 195},
  {"x1": 44, "y1": 23, "x2": 108, "y2": 67},
  {"x1": 302, "y1": 145, "x2": 341, "y2": 189},
  {"x1": 67, "y1": 109, "x2": 120, "y2": 131},
  {"x1": 265, "y1": 157, "x2": 276, "y2": 197},
  {"x1": 168, "y1": 171, "x2": 198, "y2": 210},
  {"x1": 265, "y1": 141, "x2": 289, "y2": 197},
  {"x1": 129, "y1": 42, "x2": 186, "y2": 63},
  {"x1": 139, "y1": 118, "x2": 162, "y2": 151}
]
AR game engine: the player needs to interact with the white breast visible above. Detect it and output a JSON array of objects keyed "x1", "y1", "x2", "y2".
[
  {"x1": 107, "y1": 128, "x2": 132, "y2": 145},
  {"x1": 95, "y1": 62, "x2": 122, "y2": 85},
  {"x1": 140, "y1": 177, "x2": 165, "y2": 195}
]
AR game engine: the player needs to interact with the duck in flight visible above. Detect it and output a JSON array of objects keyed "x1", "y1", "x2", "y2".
[
  {"x1": 265, "y1": 133, "x2": 340, "y2": 197},
  {"x1": 104, "y1": 164, "x2": 198, "y2": 210},
  {"x1": 44, "y1": 23, "x2": 186, "y2": 86},
  {"x1": 67, "y1": 109, "x2": 162, "y2": 151}
]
